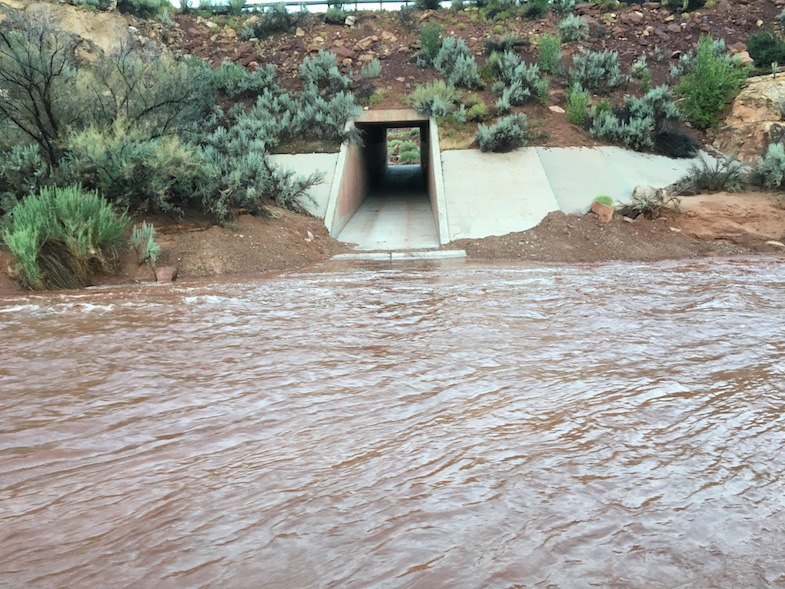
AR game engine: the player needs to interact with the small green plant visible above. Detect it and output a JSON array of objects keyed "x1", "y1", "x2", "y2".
[
  {"x1": 417, "y1": 22, "x2": 443, "y2": 67},
  {"x1": 753, "y1": 142, "x2": 785, "y2": 189},
  {"x1": 672, "y1": 156, "x2": 747, "y2": 195},
  {"x1": 397, "y1": 149, "x2": 421, "y2": 164},
  {"x1": 324, "y1": 7, "x2": 347, "y2": 24},
  {"x1": 360, "y1": 58, "x2": 382, "y2": 79},
  {"x1": 555, "y1": 0, "x2": 575, "y2": 13},
  {"x1": 593, "y1": 194, "x2": 613, "y2": 206},
  {"x1": 675, "y1": 35, "x2": 750, "y2": 129},
  {"x1": 779, "y1": 9, "x2": 785, "y2": 30},
  {"x1": 130, "y1": 221, "x2": 161, "y2": 266},
  {"x1": 407, "y1": 80, "x2": 463, "y2": 117},
  {"x1": 485, "y1": 34, "x2": 529, "y2": 54},
  {"x1": 558, "y1": 14, "x2": 589, "y2": 42},
  {"x1": 476, "y1": 114, "x2": 529, "y2": 152},
  {"x1": 466, "y1": 102, "x2": 491, "y2": 121},
  {"x1": 414, "y1": 0, "x2": 441, "y2": 9},
  {"x1": 746, "y1": 30, "x2": 785, "y2": 69},
  {"x1": 570, "y1": 49, "x2": 627, "y2": 94},
  {"x1": 566, "y1": 85, "x2": 590, "y2": 126},
  {"x1": 1, "y1": 184, "x2": 130, "y2": 290},
  {"x1": 434, "y1": 37, "x2": 481, "y2": 88},
  {"x1": 523, "y1": 0, "x2": 550, "y2": 19},
  {"x1": 538, "y1": 34, "x2": 562, "y2": 74},
  {"x1": 299, "y1": 50, "x2": 352, "y2": 97}
]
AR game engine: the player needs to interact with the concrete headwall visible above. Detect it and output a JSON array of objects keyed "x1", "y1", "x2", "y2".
[
  {"x1": 269, "y1": 153, "x2": 339, "y2": 218},
  {"x1": 326, "y1": 137, "x2": 369, "y2": 237}
]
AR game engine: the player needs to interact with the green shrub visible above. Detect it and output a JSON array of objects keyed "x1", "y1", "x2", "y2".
[
  {"x1": 589, "y1": 86, "x2": 694, "y2": 155},
  {"x1": 117, "y1": 0, "x2": 170, "y2": 18},
  {"x1": 130, "y1": 221, "x2": 161, "y2": 266},
  {"x1": 92, "y1": 50, "x2": 215, "y2": 138},
  {"x1": 779, "y1": 9, "x2": 785, "y2": 31},
  {"x1": 0, "y1": 144, "x2": 48, "y2": 207},
  {"x1": 64, "y1": 122, "x2": 209, "y2": 216},
  {"x1": 558, "y1": 14, "x2": 589, "y2": 42},
  {"x1": 0, "y1": 15, "x2": 83, "y2": 171},
  {"x1": 228, "y1": 0, "x2": 246, "y2": 15},
  {"x1": 566, "y1": 85, "x2": 590, "y2": 126},
  {"x1": 489, "y1": 50, "x2": 543, "y2": 107},
  {"x1": 675, "y1": 35, "x2": 750, "y2": 129},
  {"x1": 397, "y1": 149, "x2": 421, "y2": 163},
  {"x1": 1, "y1": 184, "x2": 129, "y2": 290},
  {"x1": 417, "y1": 22, "x2": 442, "y2": 67},
  {"x1": 299, "y1": 50, "x2": 352, "y2": 97},
  {"x1": 324, "y1": 7, "x2": 348, "y2": 24},
  {"x1": 434, "y1": 37, "x2": 480, "y2": 88},
  {"x1": 467, "y1": 102, "x2": 491, "y2": 121},
  {"x1": 673, "y1": 156, "x2": 747, "y2": 195},
  {"x1": 484, "y1": 34, "x2": 529, "y2": 54},
  {"x1": 241, "y1": 3, "x2": 308, "y2": 39},
  {"x1": 360, "y1": 58, "x2": 382, "y2": 79},
  {"x1": 414, "y1": 0, "x2": 441, "y2": 9},
  {"x1": 570, "y1": 49, "x2": 627, "y2": 94},
  {"x1": 407, "y1": 80, "x2": 463, "y2": 116},
  {"x1": 753, "y1": 142, "x2": 785, "y2": 189},
  {"x1": 538, "y1": 33, "x2": 562, "y2": 74},
  {"x1": 555, "y1": 0, "x2": 575, "y2": 13},
  {"x1": 476, "y1": 114, "x2": 529, "y2": 152},
  {"x1": 523, "y1": 0, "x2": 549, "y2": 19},
  {"x1": 212, "y1": 61, "x2": 278, "y2": 97},
  {"x1": 593, "y1": 194, "x2": 613, "y2": 206},
  {"x1": 746, "y1": 31, "x2": 785, "y2": 69}
]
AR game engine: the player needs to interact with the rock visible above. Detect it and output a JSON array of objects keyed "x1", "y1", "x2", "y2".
[
  {"x1": 295, "y1": 27, "x2": 305, "y2": 37},
  {"x1": 205, "y1": 20, "x2": 219, "y2": 30},
  {"x1": 224, "y1": 27, "x2": 236, "y2": 39},
  {"x1": 395, "y1": 76, "x2": 406, "y2": 82},
  {"x1": 633, "y1": 185, "x2": 658, "y2": 201},
  {"x1": 155, "y1": 266, "x2": 178, "y2": 283},
  {"x1": 621, "y1": 10, "x2": 644, "y2": 25},
  {"x1": 344, "y1": 15, "x2": 356, "y2": 27},
  {"x1": 356, "y1": 35, "x2": 376, "y2": 51},
  {"x1": 765, "y1": 240, "x2": 785, "y2": 248},
  {"x1": 727, "y1": 41, "x2": 747, "y2": 54},
  {"x1": 667, "y1": 23, "x2": 682, "y2": 33},
  {"x1": 590, "y1": 200, "x2": 614, "y2": 223},
  {"x1": 342, "y1": 57, "x2": 352, "y2": 67},
  {"x1": 712, "y1": 74, "x2": 785, "y2": 163},
  {"x1": 381, "y1": 31, "x2": 397, "y2": 42},
  {"x1": 22, "y1": 2, "x2": 130, "y2": 55},
  {"x1": 330, "y1": 46, "x2": 356, "y2": 60},
  {"x1": 548, "y1": 105, "x2": 565, "y2": 114}
]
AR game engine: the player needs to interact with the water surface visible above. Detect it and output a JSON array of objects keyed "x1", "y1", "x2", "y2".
[{"x1": 2, "y1": 258, "x2": 784, "y2": 588}]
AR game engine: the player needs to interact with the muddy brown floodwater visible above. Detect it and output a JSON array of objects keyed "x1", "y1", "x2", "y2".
[{"x1": 1, "y1": 258, "x2": 785, "y2": 588}]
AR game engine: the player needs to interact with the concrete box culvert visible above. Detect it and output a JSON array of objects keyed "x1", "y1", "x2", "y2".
[{"x1": 324, "y1": 109, "x2": 450, "y2": 249}]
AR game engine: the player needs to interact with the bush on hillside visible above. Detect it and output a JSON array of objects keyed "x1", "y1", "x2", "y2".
[
  {"x1": 566, "y1": 85, "x2": 590, "y2": 126},
  {"x1": 130, "y1": 221, "x2": 161, "y2": 266},
  {"x1": 434, "y1": 37, "x2": 481, "y2": 88},
  {"x1": 558, "y1": 14, "x2": 589, "y2": 43},
  {"x1": 241, "y1": 3, "x2": 309, "y2": 39},
  {"x1": 407, "y1": 80, "x2": 463, "y2": 117},
  {"x1": 63, "y1": 122, "x2": 210, "y2": 216},
  {"x1": 117, "y1": 0, "x2": 171, "y2": 18},
  {"x1": 0, "y1": 15, "x2": 82, "y2": 171},
  {"x1": 489, "y1": 50, "x2": 544, "y2": 109},
  {"x1": 672, "y1": 156, "x2": 747, "y2": 195},
  {"x1": 299, "y1": 50, "x2": 352, "y2": 97},
  {"x1": 476, "y1": 114, "x2": 529, "y2": 152},
  {"x1": 752, "y1": 142, "x2": 785, "y2": 189},
  {"x1": 537, "y1": 34, "x2": 561, "y2": 74},
  {"x1": 746, "y1": 31, "x2": 785, "y2": 69},
  {"x1": 417, "y1": 22, "x2": 442, "y2": 67},
  {"x1": 211, "y1": 61, "x2": 279, "y2": 97},
  {"x1": 570, "y1": 49, "x2": 627, "y2": 94},
  {"x1": 1, "y1": 185, "x2": 129, "y2": 290},
  {"x1": 484, "y1": 34, "x2": 529, "y2": 54},
  {"x1": 675, "y1": 35, "x2": 750, "y2": 129}
]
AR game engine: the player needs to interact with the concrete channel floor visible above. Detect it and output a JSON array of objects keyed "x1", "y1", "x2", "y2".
[{"x1": 335, "y1": 165, "x2": 441, "y2": 251}]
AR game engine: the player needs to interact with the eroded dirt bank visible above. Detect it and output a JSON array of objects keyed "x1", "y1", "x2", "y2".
[{"x1": 1, "y1": 193, "x2": 784, "y2": 294}]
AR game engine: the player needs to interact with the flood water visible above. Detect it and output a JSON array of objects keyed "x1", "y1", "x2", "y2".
[{"x1": 2, "y1": 258, "x2": 785, "y2": 588}]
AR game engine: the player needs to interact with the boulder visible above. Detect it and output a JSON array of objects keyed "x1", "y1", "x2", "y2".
[
  {"x1": 22, "y1": 2, "x2": 129, "y2": 55},
  {"x1": 590, "y1": 200, "x2": 614, "y2": 223},
  {"x1": 155, "y1": 266, "x2": 178, "y2": 283},
  {"x1": 711, "y1": 74, "x2": 785, "y2": 163}
]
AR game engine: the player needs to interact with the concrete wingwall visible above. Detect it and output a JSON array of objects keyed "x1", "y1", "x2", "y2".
[{"x1": 324, "y1": 136, "x2": 369, "y2": 238}]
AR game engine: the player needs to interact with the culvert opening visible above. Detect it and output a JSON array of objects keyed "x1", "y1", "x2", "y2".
[{"x1": 329, "y1": 110, "x2": 445, "y2": 251}]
